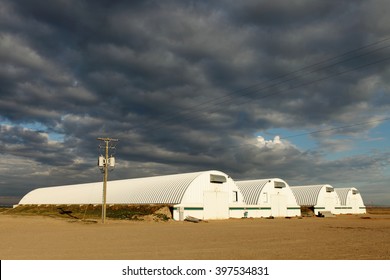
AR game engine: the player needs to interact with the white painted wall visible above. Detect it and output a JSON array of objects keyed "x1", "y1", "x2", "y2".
[
  {"x1": 290, "y1": 184, "x2": 340, "y2": 215},
  {"x1": 316, "y1": 186, "x2": 339, "y2": 214},
  {"x1": 334, "y1": 187, "x2": 366, "y2": 214},
  {"x1": 177, "y1": 171, "x2": 247, "y2": 220},
  {"x1": 236, "y1": 179, "x2": 301, "y2": 218}
]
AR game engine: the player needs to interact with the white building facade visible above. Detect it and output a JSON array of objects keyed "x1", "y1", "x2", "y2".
[
  {"x1": 334, "y1": 187, "x2": 366, "y2": 214},
  {"x1": 235, "y1": 178, "x2": 301, "y2": 218},
  {"x1": 290, "y1": 184, "x2": 339, "y2": 215}
]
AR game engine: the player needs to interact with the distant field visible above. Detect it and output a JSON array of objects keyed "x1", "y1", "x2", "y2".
[{"x1": 366, "y1": 206, "x2": 390, "y2": 214}]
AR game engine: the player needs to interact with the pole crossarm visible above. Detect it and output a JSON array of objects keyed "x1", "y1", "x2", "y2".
[{"x1": 97, "y1": 137, "x2": 119, "y2": 142}]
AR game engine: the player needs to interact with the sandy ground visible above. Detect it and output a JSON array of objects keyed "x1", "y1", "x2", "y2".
[{"x1": 0, "y1": 213, "x2": 389, "y2": 260}]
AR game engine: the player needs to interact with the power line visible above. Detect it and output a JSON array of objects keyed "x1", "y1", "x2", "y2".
[
  {"x1": 185, "y1": 42, "x2": 390, "y2": 110},
  {"x1": 233, "y1": 56, "x2": 390, "y2": 107},
  {"x1": 134, "y1": 37, "x2": 390, "y2": 132},
  {"x1": 140, "y1": 54, "x2": 390, "y2": 136},
  {"x1": 209, "y1": 116, "x2": 390, "y2": 152},
  {"x1": 281, "y1": 116, "x2": 390, "y2": 140},
  {"x1": 117, "y1": 37, "x2": 390, "y2": 158}
]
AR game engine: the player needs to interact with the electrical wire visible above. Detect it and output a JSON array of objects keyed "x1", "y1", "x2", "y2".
[
  {"x1": 114, "y1": 37, "x2": 390, "y2": 157},
  {"x1": 134, "y1": 37, "x2": 390, "y2": 132},
  {"x1": 281, "y1": 116, "x2": 390, "y2": 140},
  {"x1": 138, "y1": 54, "x2": 390, "y2": 138},
  {"x1": 207, "y1": 116, "x2": 390, "y2": 152}
]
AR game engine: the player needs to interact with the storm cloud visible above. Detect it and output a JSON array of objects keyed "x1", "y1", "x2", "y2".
[{"x1": 1, "y1": 0, "x2": 390, "y2": 205}]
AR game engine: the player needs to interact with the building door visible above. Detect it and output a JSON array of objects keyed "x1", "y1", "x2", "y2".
[
  {"x1": 271, "y1": 194, "x2": 287, "y2": 217},
  {"x1": 203, "y1": 191, "x2": 229, "y2": 219}
]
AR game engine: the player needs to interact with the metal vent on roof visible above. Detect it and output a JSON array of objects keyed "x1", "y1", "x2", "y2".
[
  {"x1": 326, "y1": 187, "x2": 334, "y2": 192},
  {"x1": 210, "y1": 174, "x2": 226, "y2": 184},
  {"x1": 274, "y1": 181, "x2": 286, "y2": 188}
]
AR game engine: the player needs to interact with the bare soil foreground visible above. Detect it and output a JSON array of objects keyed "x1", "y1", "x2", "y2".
[{"x1": 0, "y1": 208, "x2": 389, "y2": 260}]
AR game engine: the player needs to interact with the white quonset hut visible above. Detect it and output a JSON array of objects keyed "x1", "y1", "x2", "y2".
[
  {"x1": 334, "y1": 187, "x2": 366, "y2": 214},
  {"x1": 290, "y1": 184, "x2": 339, "y2": 215},
  {"x1": 18, "y1": 170, "x2": 246, "y2": 220},
  {"x1": 235, "y1": 178, "x2": 301, "y2": 218}
]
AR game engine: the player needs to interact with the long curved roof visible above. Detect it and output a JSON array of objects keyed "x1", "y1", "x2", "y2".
[
  {"x1": 235, "y1": 179, "x2": 272, "y2": 205},
  {"x1": 290, "y1": 185, "x2": 326, "y2": 206},
  {"x1": 19, "y1": 171, "x2": 209, "y2": 205},
  {"x1": 113, "y1": 171, "x2": 202, "y2": 204}
]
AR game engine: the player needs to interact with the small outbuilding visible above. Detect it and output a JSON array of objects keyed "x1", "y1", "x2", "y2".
[
  {"x1": 334, "y1": 187, "x2": 366, "y2": 214},
  {"x1": 234, "y1": 178, "x2": 301, "y2": 218},
  {"x1": 290, "y1": 184, "x2": 339, "y2": 215},
  {"x1": 18, "y1": 170, "x2": 246, "y2": 220}
]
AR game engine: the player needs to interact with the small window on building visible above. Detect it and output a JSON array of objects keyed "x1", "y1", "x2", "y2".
[
  {"x1": 233, "y1": 191, "x2": 238, "y2": 202},
  {"x1": 263, "y1": 192, "x2": 268, "y2": 203},
  {"x1": 210, "y1": 174, "x2": 227, "y2": 184},
  {"x1": 352, "y1": 189, "x2": 359, "y2": 195},
  {"x1": 274, "y1": 181, "x2": 286, "y2": 188},
  {"x1": 326, "y1": 187, "x2": 334, "y2": 192}
]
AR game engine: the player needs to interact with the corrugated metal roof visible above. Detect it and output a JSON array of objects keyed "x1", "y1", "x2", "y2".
[
  {"x1": 290, "y1": 185, "x2": 324, "y2": 206},
  {"x1": 335, "y1": 188, "x2": 351, "y2": 206},
  {"x1": 113, "y1": 172, "x2": 201, "y2": 204},
  {"x1": 236, "y1": 179, "x2": 269, "y2": 205},
  {"x1": 19, "y1": 171, "x2": 206, "y2": 205}
]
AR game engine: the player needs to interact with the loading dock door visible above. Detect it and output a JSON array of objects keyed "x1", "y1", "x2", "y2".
[{"x1": 203, "y1": 191, "x2": 229, "y2": 219}]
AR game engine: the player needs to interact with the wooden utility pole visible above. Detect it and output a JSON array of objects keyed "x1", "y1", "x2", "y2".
[{"x1": 97, "y1": 137, "x2": 118, "y2": 224}]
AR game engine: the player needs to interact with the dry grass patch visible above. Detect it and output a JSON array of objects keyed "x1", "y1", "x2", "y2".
[{"x1": 4, "y1": 204, "x2": 173, "y2": 221}]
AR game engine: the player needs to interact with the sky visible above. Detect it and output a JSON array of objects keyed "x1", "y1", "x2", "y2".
[{"x1": 1, "y1": 0, "x2": 390, "y2": 206}]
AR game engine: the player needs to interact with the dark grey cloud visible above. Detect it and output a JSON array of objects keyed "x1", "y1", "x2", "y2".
[{"x1": 1, "y1": 0, "x2": 390, "y2": 205}]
